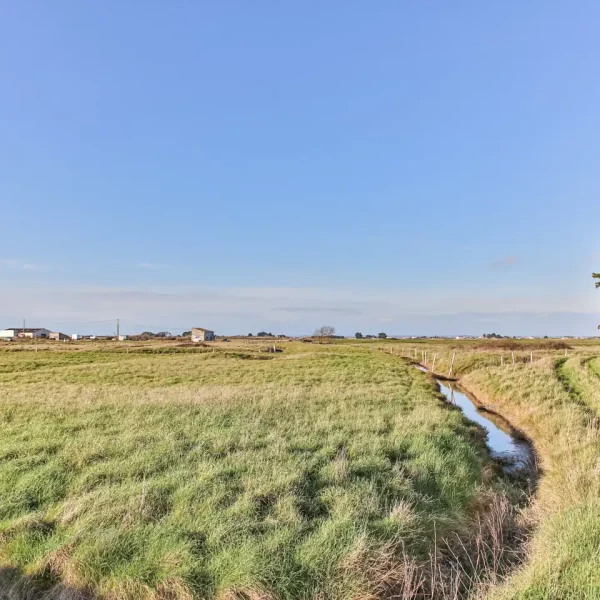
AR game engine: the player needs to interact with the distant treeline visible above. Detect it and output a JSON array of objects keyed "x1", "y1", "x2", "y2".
[{"x1": 355, "y1": 332, "x2": 387, "y2": 339}]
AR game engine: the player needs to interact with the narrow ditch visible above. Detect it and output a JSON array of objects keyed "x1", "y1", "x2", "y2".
[
  {"x1": 405, "y1": 361, "x2": 540, "y2": 598},
  {"x1": 414, "y1": 364, "x2": 536, "y2": 474},
  {"x1": 437, "y1": 379, "x2": 534, "y2": 473}
]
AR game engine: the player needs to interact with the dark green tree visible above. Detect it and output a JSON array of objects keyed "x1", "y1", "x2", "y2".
[
  {"x1": 355, "y1": 332, "x2": 363, "y2": 339},
  {"x1": 378, "y1": 332, "x2": 387, "y2": 339}
]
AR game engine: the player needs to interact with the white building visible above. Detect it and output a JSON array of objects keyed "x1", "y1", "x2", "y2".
[
  {"x1": 0, "y1": 327, "x2": 51, "y2": 340},
  {"x1": 191, "y1": 327, "x2": 215, "y2": 342},
  {"x1": 49, "y1": 332, "x2": 70, "y2": 341}
]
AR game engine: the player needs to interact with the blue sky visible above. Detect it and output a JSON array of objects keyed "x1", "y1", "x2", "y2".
[{"x1": 1, "y1": 1, "x2": 599, "y2": 336}]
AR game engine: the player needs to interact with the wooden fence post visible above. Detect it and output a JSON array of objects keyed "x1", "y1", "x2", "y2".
[
  {"x1": 431, "y1": 353, "x2": 437, "y2": 373},
  {"x1": 448, "y1": 352, "x2": 456, "y2": 377},
  {"x1": 530, "y1": 351, "x2": 533, "y2": 364},
  {"x1": 501, "y1": 355, "x2": 503, "y2": 366},
  {"x1": 511, "y1": 351, "x2": 515, "y2": 365}
]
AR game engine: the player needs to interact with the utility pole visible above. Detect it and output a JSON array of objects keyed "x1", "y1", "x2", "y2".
[
  {"x1": 116, "y1": 318, "x2": 120, "y2": 340},
  {"x1": 22, "y1": 318, "x2": 25, "y2": 336}
]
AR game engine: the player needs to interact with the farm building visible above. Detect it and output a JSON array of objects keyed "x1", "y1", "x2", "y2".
[
  {"x1": 0, "y1": 327, "x2": 51, "y2": 339},
  {"x1": 191, "y1": 327, "x2": 215, "y2": 342},
  {"x1": 49, "y1": 332, "x2": 70, "y2": 341}
]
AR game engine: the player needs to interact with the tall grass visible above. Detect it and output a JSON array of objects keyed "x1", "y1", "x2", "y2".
[
  {"x1": 0, "y1": 343, "x2": 514, "y2": 599},
  {"x1": 400, "y1": 340, "x2": 600, "y2": 599},
  {"x1": 4, "y1": 338, "x2": 597, "y2": 598}
]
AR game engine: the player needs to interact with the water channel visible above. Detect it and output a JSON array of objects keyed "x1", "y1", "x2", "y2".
[{"x1": 415, "y1": 365, "x2": 534, "y2": 471}]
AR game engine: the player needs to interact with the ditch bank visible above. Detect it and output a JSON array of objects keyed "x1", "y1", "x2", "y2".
[
  {"x1": 414, "y1": 363, "x2": 537, "y2": 477},
  {"x1": 404, "y1": 362, "x2": 540, "y2": 599}
]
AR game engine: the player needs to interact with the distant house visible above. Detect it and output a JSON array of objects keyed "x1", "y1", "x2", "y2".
[
  {"x1": 0, "y1": 327, "x2": 51, "y2": 339},
  {"x1": 50, "y1": 332, "x2": 70, "y2": 341},
  {"x1": 191, "y1": 327, "x2": 215, "y2": 342}
]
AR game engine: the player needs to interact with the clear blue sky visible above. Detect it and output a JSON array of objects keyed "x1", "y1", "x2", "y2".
[{"x1": 1, "y1": 2, "x2": 599, "y2": 336}]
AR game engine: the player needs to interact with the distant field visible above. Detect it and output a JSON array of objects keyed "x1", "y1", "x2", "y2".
[{"x1": 0, "y1": 338, "x2": 598, "y2": 600}]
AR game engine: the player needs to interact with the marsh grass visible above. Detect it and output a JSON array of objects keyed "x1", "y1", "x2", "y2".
[
  {"x1": 0, "y1": 343, "x2": 514, "y2": 600},
  {"x1": 400, "y1": 340, "x2": 600, "y2": 599}
]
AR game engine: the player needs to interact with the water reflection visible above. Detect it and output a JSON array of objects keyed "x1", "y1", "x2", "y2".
[{"x1": 436, "y1": 380, "x2": 532, "y2": 470}]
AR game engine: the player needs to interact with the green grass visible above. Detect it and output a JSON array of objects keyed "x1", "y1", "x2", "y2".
[
  {"x1": 5, "y1": 339, "x2": 598, "y2": 599},
  {"x1": 399, "y1": 340, "x2": 600, "y2": 599},
  {"x1": 465, "y1": 359, "x2": 600, "y2": 599},
  {"x1": 589, "y1": 356, "x2": 600, "y2": 381},
  {"x1": 0, "y1": 343, "x2": 504, "y2": 599}
]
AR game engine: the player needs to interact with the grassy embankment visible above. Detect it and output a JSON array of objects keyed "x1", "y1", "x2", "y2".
[
  {"x1": 394, "y1": 339, "x2": 600, "y2": 599},
  {"x1": 0, "y1": 341, "x2": 518, "y2": 600}
]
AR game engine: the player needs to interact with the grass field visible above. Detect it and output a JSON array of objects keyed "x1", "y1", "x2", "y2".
[
  {"x1": 0, "y1": 337, "x2": 598, "y2": 599},
  {"x1": 392, "y1": 338, "x2": 600, "y2": 599},
  {"x1": 0, "y1": 341, "x2": 519, "y2": 600}
]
